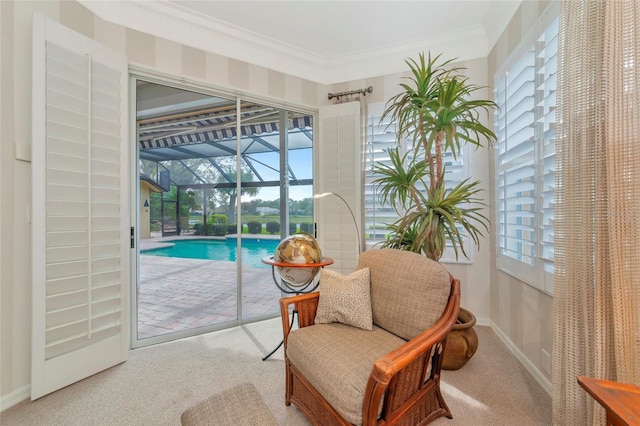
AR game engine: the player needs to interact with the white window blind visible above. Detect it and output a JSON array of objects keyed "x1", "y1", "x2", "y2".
[
  {"x1": 538, "y1": 19, "x2": 559, "y2": 291},
  {"x1": 364, "y1": 106, "x2": 469, "y2": 263},
  {"x1": 495, "y1": 15, "x2": 558, "y2": 293},
  {"x1": 364, "y1": 113, "x2": 400, "y2": 242}
]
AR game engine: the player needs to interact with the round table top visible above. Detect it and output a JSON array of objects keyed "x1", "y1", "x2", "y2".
[{"x1": 261, "y1": 256, "x2": 334, "y2": 268}]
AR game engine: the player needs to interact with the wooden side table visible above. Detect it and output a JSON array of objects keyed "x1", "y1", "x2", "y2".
[{"x1": 577, "y1": 375, "x2": 640, "y2": 425}]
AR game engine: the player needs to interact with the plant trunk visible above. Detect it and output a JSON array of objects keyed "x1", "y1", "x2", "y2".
[
  {"x1": 419, "y1": 115, "x2": 436, "y2": 193},
  {"x1": 226, "y1": 194, "x2": 236, "y2": 225},
  {"x1": 434, "y1": 130, "x2": 444, "y2": 189}
]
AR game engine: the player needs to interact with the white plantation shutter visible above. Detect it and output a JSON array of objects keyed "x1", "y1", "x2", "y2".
[
  {"x1": 364, "y1": 112, "x2": 398, "y2": 242},
  {"x1": 31, "y1": 15, "x2": 129, "y2": 399},
  {"x1": 317, "y1": 102, "x2": 362, "y2": 273},
  {"x1": 537, "y1": 18, "x2": 558, "y2": 294},
  {"x1": 496, "y1": 48, "x2": 537, "y2": 283},
  {"x1": 495, "y1": 13, "x2": 558, "y2": 292}
]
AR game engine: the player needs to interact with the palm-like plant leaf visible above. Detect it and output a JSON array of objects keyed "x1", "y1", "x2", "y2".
[
  {"x1": 372, "y1": 149, "x2": 428, "y2": 213},
  {"x1": 381, "y1": 178, "x2": 488, "y2": 260}
]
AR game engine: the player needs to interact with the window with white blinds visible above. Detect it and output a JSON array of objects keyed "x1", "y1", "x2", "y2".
[
  {"x1": 364, "y1": 106, "x2": 469, "y2": 263},
  {"x1": 495, "y1": 15, "x2": 558, "y2": 294},
  {"x1": 364, "y1": 112, "x2": 399, "y2": 242}
]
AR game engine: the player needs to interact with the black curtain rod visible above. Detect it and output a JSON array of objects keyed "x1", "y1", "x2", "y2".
[{"x1": 328, "y1": 86, "x2": 373, "y2": 100}]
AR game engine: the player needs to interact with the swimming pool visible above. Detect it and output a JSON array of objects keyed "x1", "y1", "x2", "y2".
[{"x1": 141, "y1": 238, "x2": 279, "y2": 268}]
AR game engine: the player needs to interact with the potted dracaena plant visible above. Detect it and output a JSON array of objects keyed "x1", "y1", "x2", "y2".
[{"x1": 373, "y1": 52, "x2": 497, "y2": 370}]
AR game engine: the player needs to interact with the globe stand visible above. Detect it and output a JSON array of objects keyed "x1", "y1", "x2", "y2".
[{"x1": 261, "y1": 256, "x2": 334, "y2": 361}]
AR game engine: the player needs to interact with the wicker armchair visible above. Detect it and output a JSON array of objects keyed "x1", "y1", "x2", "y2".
[{"x1": 279, "y1": 249, "x2": 461, "y2": 426}]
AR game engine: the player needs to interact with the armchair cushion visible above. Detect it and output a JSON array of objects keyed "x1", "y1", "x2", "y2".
[
  {"x1": 314, "y1": 267, "x2": 373, "y2": 331},
  {"x1": 286, "y1": 322, "x2": 406, "y2": 424},
  {"x1": 357, "y1": 249, "x2": 451, "y2": 340}
]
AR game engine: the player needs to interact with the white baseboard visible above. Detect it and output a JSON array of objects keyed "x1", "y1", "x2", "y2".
[
  {"x1": 0, "y1": 384, "x2": 30, "y2": 412},
  {"x1": 490, "y1": 321, "x2": 552, "y2": 397},
  {"x1": 475, "y1": 316, "x2": 491, "y2": 327}
]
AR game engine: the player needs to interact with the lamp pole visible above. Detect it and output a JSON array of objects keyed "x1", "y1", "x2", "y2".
[{"x1": 313, "y1": 192, "x2": 361, "y2": 254}]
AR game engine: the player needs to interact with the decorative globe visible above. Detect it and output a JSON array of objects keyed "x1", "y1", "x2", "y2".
[{"x1": 273, "y1": 234, "x2": 323, "y2": 287}]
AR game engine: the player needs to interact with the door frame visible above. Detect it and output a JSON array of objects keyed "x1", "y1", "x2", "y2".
[{"x1": 128, "y1": 67, "x2": 317, "y2": 348}]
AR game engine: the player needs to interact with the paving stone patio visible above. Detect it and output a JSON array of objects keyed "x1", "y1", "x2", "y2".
[{"x1": 137, "y1": 237, "x2": 283, "y2": 340}]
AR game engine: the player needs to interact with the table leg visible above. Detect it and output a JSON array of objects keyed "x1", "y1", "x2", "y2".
[{"x1": 262, "y1": 309, "x2": 297, "y2": 361}]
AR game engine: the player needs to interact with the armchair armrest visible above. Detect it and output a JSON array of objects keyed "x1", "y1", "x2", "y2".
[
  {"x1": 362, "y1": 277, "x2": 461, "y2": 425},
  {"x1": 279, "y1": 292, "x2": 319, "y2": 347}
]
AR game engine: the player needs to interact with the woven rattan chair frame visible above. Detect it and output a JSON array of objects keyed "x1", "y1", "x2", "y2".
[{"x1": 279, "y1": 270, "x2": 460, "y2": 426}]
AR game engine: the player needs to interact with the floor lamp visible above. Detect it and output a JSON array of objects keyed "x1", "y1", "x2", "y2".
[{"x1": 313, "y1": 192, "x2": 361, "y2": 254}]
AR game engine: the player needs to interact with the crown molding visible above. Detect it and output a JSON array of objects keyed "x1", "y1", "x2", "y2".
[
  {"x1": 323, "y1": 24, "x2": 489, "y2": 83},
  {"x1": 80, "y1": 0, "x2": 516, "y2": 85}
]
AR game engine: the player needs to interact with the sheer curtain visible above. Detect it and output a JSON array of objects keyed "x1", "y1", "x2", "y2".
[{"x1": 552, "y1": 1, "x2": 640, "y2": 424}]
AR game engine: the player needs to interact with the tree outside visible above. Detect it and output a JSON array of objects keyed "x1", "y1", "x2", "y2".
[{"x1": 141, "y1": 158, "x2": 313, "y2": 236}]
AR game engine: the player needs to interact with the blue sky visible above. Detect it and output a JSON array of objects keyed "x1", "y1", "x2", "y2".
[{"x1": 243, "y1": 148, "x2": 312, "y2": 201}]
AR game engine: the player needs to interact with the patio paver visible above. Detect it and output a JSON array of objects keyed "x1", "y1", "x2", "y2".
[{"x1": 137, "y1": 253, "x2": 282, "y2": 340}]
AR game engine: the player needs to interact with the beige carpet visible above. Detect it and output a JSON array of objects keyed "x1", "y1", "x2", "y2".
[{"x1": 1, "y1": 319, "x2": 551, "y2": 425}]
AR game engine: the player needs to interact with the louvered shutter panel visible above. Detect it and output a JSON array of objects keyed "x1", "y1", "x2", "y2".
[
  {"x1": 31, "y1": 15, "x2": 129, "y2": 399},
  {"x1": 364, "y1": 112, "x2": 398, "y2": 242},
  {"x1": 317, "y1": 102, "x2": 362, "y2": 273},
  {"x1": 495, "y1": 48, "x2": 537, "y2": 284},
  {"x1": 537, "y1": 18, "x2": 558, "y2": 294},
  {"x1": 495, "y1": 14, "x2": 559, "y2": 291}
]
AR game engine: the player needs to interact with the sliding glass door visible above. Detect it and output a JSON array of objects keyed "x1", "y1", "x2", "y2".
[
  {"x1": 237, "y1": 103, "x2": 315, "y2": 321},
  {"x1": 133, "y1": 79, "x2": 314, "y2": 346}
]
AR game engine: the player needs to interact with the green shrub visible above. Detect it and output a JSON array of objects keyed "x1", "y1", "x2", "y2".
[
  {"x1": 300, "y1": 223, "x2": 313, "y2": 233},
  {"x1": 209, "y1": 214, "x2": 228, "y2": 225},
  {"x1": 289, "y1": 223, "x2": 298, "y2": 234},
  {"x1": 266, "y1": 221, "x2": 280, "y2": 234},
  {"x1": 247, "y1": 221, "x2": 262, "y2": 234},
  {"x1": 194, "y1": 223, "x2": 214, "y2": 236},
  {"x1": 227, "y1": 224, "x2": 238, "y2": 234},
  {"x1": 212, "y1": 225, "x2": 227, "y2": 236}
]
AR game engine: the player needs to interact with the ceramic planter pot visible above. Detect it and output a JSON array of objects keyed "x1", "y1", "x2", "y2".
[{"x1": 442, "y1": 307, "x2": 478, "y2": 370}]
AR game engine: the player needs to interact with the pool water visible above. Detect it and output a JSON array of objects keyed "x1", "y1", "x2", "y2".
[{"x1": 142, "y1": 238, "x2": 280, "y2": 268}]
